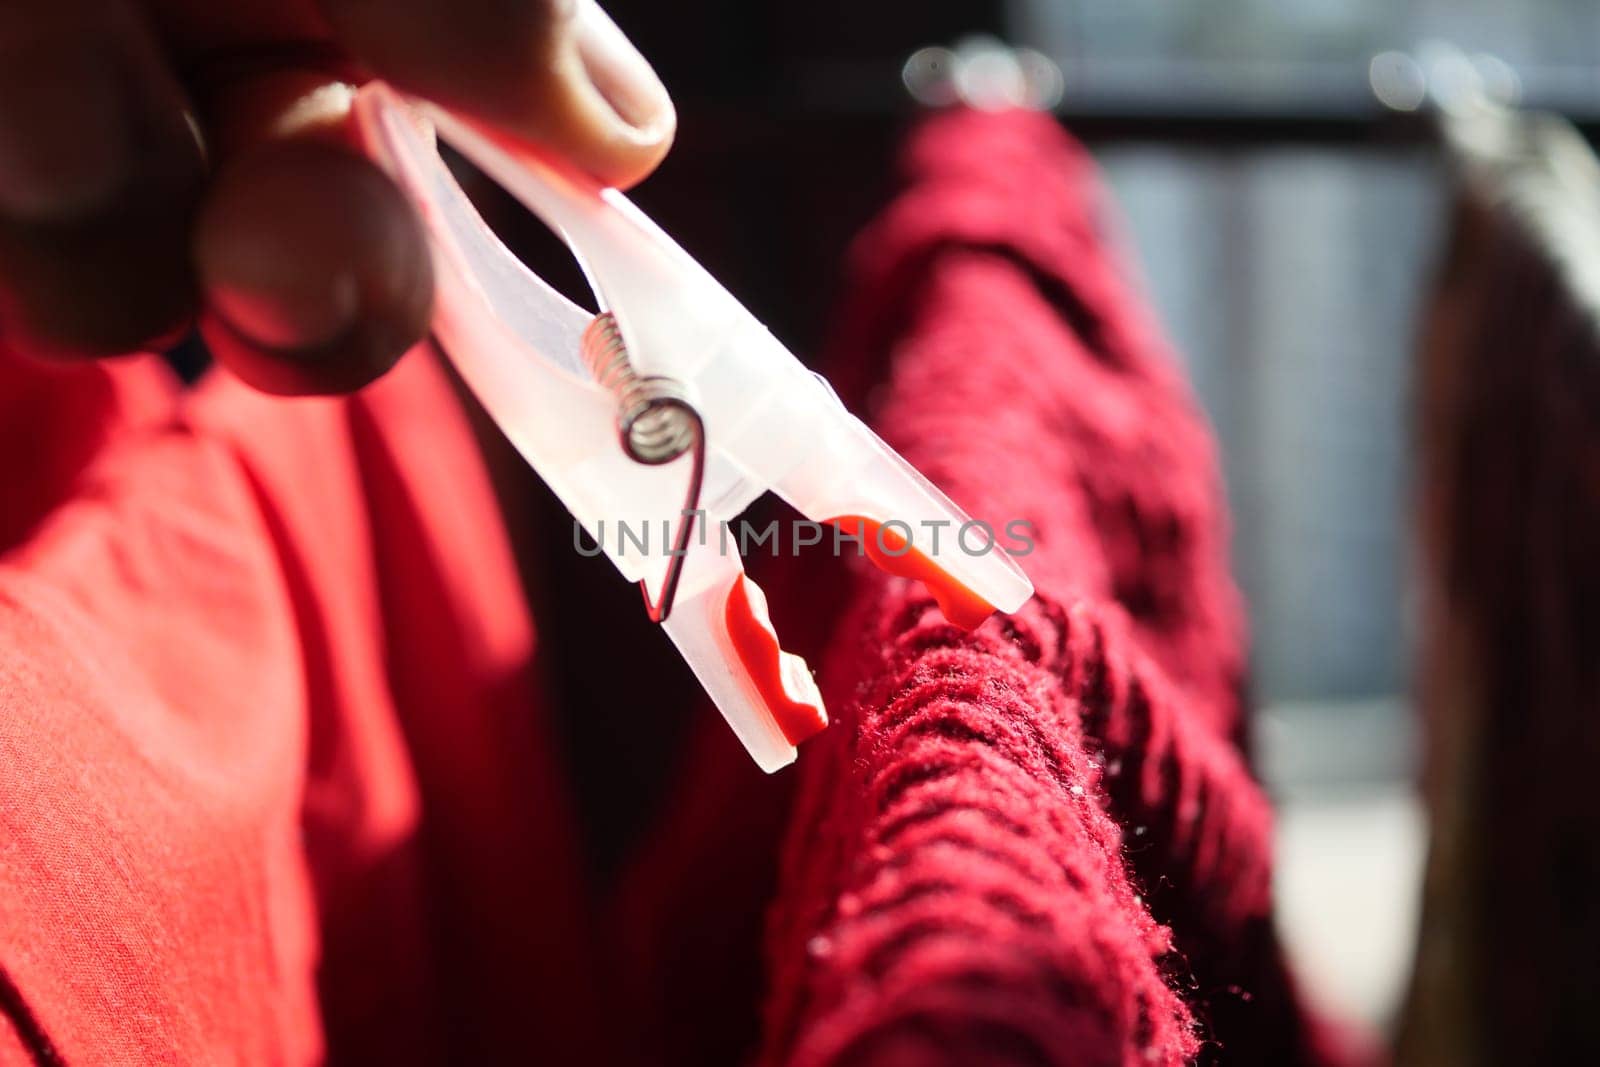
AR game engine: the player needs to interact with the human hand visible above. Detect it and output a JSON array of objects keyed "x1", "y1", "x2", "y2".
[{"x1": 0, "y1": 0, "x2": 674, "y2": 392}]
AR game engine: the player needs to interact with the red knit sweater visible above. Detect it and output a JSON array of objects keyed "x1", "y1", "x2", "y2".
[
  {"x1": 0, "y1": 108, "x2": 1348, "y2": 1065},
  {"x1": 757, "y1": 108, "x2": 1340, "y2": 1067}
]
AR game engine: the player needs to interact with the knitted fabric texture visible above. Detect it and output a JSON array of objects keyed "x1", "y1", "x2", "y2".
[
  {"x1": 756, "y1": 108, "x2": 1343, "y2": 1067},
  {"x1": 0, "y1": 107, "x2": 1347, "y2": 1066}
]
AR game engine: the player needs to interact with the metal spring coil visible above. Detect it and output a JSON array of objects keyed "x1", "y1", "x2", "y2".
[
  {"x1": 580, "y1": 311, "x2": 699, "y2": 465},
  {"x1": 578, "y1": 311, "x2": 705, "y2": 622}
]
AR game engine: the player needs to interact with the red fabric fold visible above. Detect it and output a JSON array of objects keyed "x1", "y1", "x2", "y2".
[
  {"x1": 0, "y1": 106, "x2": 1350, "y2": 1067},
  {"x1": 0, "y1": 350, "x2": 595, "y2": 1064}
]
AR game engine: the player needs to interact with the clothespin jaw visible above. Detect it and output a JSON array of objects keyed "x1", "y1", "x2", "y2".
[{"x1": 354, "y1": 82, "x2": 1033, "y2": 772}]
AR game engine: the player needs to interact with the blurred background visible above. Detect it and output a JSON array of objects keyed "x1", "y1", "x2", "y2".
[{"x1": 576, "y1": 0, "x2": 1600, "y2": 1043}]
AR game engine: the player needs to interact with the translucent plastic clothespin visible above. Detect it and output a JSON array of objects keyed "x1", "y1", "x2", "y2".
[{"x1": 353, "y1": 82, "x2": 1034, "y2": 771}]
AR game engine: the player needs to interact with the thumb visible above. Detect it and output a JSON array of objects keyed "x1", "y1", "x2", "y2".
[{"x1": 319, "y1": 0, "x2": 675, "y2": 189}]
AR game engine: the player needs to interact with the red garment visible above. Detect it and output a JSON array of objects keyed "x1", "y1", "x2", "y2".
[
  {"x1": 0, "y1": 108, "x2": 1346, "y2": 1065},
  {"x1": 753, "y1": 108, "x2": 1339, "y2": 1066},
  {"x1": 592, "y1": 110, "x2": 1357, "y2": 1067},
  {"x1": 0, "y1": 351, "x2": 599, "y2": 1063}
]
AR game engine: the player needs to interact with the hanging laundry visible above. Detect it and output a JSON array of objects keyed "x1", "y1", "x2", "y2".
[
  {"x1": 0, "y1": 105, "x2": 1358, "y2": 1065},
  {"x1": 607, "y1": 108, "x2": 1364, "y2": 1067},
  {"x1": 1400, "y1": 106, "x2": 1600, "y2": 1067}
]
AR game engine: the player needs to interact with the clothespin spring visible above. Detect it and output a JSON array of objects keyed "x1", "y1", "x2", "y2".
[{"x1": 580, "y1": 311, "x2": 706, "y2": 622}]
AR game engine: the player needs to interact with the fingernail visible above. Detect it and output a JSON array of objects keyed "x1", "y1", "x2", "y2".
[
  {"x1": 573, "y1": 0, "x2": 675, "y2": 141},
  {"x1": 0, "y1": 45, "x2": 132, "y2": 220}
]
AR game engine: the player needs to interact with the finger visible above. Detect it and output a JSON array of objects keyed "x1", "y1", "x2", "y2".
[
  {"x1": 319, "y1": 0, "x2": 675, "y2": 189},
  {"x1": 0, "y1": 0, "x2": 205, "y2": 359},
  {"x1": 190, "y1": 66, "x2": 432, "y2": 395}
]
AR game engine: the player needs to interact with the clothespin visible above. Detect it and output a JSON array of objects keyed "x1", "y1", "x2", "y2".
[{"x1": 354, "y1": 82, "x2": 1034, "y2": 771}]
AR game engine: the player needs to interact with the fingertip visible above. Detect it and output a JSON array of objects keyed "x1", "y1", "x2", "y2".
[
  {"x1": 567, "y1": 0, "x2": 675, "y2": 187},
  {"x1": 194, "y1": 141, "x2": 432, "y2": 394},
  {"x1": 197, "y1": 305, "x2": 420, "y2": 396},
  {"x1": 321, "y1": 0, "x2": 676, "y2": 189}
]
